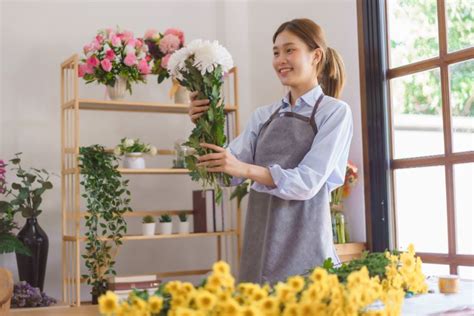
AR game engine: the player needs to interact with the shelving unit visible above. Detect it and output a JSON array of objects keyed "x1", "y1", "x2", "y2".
[{"x1": 60, "y1": 54, "x2": 241, "y2": 306}]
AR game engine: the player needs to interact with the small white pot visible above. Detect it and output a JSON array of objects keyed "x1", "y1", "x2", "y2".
[
  {"x1": 142, "y1": 223, "x2": 156, "y2": 236},
  {"x1": 178, "y1": 221, "x2": 190, "y2": 234},
  {"x1": 123, "y1": 153, "x2": 145, "y2": 169},
  {"x1": 106, "y1": 76, "x2": 128, "y2": 100},
  {"x1": 160, "y1": 222, "x2": 173, "y2": 235}
]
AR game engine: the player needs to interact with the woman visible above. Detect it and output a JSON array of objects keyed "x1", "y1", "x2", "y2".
[{"x1": 189, "y1": 18, "x2": 353, "y2": 285}]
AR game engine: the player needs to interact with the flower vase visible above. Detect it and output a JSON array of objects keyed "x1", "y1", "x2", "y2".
[
  {"x1": 16, "y1": 217, "x2": 49, "y2": 291},
  {"x1": 123, "y1": 153, "x2": 145, "y2": 169},
  {"x1": 106, "y1": 77, "x2": 127, "y2": 100},
  {"x1": 174, "y1": 85, "x2": 189, "y2": 104}
]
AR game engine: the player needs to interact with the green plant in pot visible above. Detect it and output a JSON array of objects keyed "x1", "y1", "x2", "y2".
[
  {"x1": 177, "y1": 213, "x2": 190, "y2": 235},
  {"x1": 79, "y1": 145, "x2": 131, "y2": 303},
  {"x1": 159, "y1": 214, "x2": 172, "y2": 235},
  {"x1": 142, "y1": 215, "x2": 156, "y2": 236},
  {"x1": 0, "y1": 153, "x2": 53, "y2": 291}
]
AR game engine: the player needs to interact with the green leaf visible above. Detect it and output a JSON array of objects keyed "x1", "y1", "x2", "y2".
[
  {"x1": 11, "y1": 183, "x2": 21, "y2": 190},
  {"x1": 0, "y1": 233, "x2": 31, "y2": 256},
  {"x1": 42, "y1": 181, "x2": 53, "y2": 189}
]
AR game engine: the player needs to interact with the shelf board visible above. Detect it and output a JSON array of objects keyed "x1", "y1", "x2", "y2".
[
  {"x1": 117, "y1": 168, "x2": 189, "y2": 174},
  {"x1": 64, "y1": 230, "x2": 237, "y2": 242},
  {"x1": 62, "y1": 98, "x2": 237, "y2": 114}
]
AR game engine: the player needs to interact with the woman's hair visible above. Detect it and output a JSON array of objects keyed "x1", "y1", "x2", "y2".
[{"x1": 273, "y1": 18, "x2": 346, "y2": 99}]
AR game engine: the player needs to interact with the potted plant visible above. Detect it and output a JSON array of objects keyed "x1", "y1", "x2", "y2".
[
  {"x1": 177, "y1": 213, "x2": 190, "y2": 234},
  {"x1": 78, "y1": 145, "x2": 131, "y2": 303},
  {"x1": 114, "y1": 138, "x2": 157, "y2": 169},
  {"x1": 142, "y1": 215, "x2": 156, "y2": 236},
  {"x1": 0, "y1": 154, "x2": 53, "y2": 291},
  {"x1": 159, "y1": 215, "x2": 172, "y2": 235},
  {"x1": 78, "y1": 27, "x2": 152, "y2": 100}
]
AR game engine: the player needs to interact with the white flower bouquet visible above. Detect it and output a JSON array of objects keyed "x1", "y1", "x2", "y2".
[{"x1": 167, "y1": 39, "x2": 233, "y2": 202}]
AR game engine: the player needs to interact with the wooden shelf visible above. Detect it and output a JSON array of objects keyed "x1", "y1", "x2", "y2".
[
  {"x1": 335, "y1": 242, "x2": 366, "y2": 262},
  {"x1": 64, "y1": 231, "x2": 236, "y2": 242},
  {"x1": 118, "y1": 168, "x2": 189, "y2": 174},
  {"x1": 62, "y1": 98, "x2": 237, "y2": 114}
]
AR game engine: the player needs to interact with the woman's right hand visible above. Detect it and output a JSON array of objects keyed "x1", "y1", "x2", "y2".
[{"x1": 188, "y1": 91, "x2": 210, "y2": 124}]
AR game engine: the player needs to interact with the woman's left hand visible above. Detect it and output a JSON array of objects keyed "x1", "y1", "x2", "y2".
[{"x1": 197, "y1": 143, "x2": 247, "y2": 178}]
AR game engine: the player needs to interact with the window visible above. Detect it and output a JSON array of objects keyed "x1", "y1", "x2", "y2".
[{"x1": 386, "y1": 0, "x2": 473, "y2": 275}]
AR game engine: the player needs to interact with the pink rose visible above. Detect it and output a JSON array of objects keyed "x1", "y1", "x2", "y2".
[
  {"x1": 111, "y1": 34, "x2": 122, "y2": 47},
  {"x1": 95, "y1": 34, "x2": 104, "y2": 44},
  {"x1": 161, "y1": 54, "x2": 171, "y2": 68},
  {"x1": 138, "y1": 59, "x2": 151, "y2": 75},
  {"x1": 164, "y1": 28, "x2": 184, "y2": 44},
  {"x1": 126, "y1": 37, "x2": 137, "y2": 47},
  {"x1": 86, "y1": 56, "x2": 99, "y2": 68},
  {"x1": 135, "y1": 38, "x2": 143, "y2": 49},
  {"x1": 78, "y1": 63, "x2": 94, "y2": 77},
  {"x1": 124, "y1": 53, "x2": 137, "y2": 66},
  {"x1": 90, "y1": 39, "x2": 101, "y2": 51},
  {"x1": 83, "y1": 43, "x2": 92, "y2": 55},
  {"x1": 159, "y1": 34, "x2": 180, "y2": 54},
  {"x1": 105, "y1": 49, "x2": 116, "y2": 60},
  {"x1": 144, "y1": 29, "x2": 157, "y2": 40},
  {"x1": 101, "y1": 59, "x2": 112, "y2": 72},
  {"x1": 122, "y1": 30, "x2": 134, "y2": 42}
]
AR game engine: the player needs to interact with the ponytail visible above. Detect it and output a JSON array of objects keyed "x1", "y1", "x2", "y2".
[{"x1": 318, "y1": 47, "x2": 346, "y2": 99}]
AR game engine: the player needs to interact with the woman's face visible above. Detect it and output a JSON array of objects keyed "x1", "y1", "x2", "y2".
[{"x1": 272, "y1": 30, "x2": 321, "y2": 88}]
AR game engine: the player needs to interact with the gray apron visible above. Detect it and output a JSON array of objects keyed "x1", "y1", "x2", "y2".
[{"x1": 239, "y1": 94, "x2": 340, "y2": 285}]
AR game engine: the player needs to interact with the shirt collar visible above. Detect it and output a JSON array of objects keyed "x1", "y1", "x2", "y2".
[{"x1": 281, "y1": 85, "x2": 323, "y2": 109}]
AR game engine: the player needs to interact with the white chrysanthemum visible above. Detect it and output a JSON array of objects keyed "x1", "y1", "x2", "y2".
[
  {"x1": 113, "y1": 146, "x2": 122, "y2": 156},
  {"x1": 149, "y1": 146, "x2": 158, "y2": 156},
  {"x1": 124, "y1": 45, "x2": 135, "y2": 55},
  {"x1": 167, "y1": 46, "x2": 192, "y2": 79},
  {"x1": 192, "y1": 40, "x2": 233, "y2": 75},
  {"x1": 124, "y1": 138, "x2": 134, "y2": 148}
]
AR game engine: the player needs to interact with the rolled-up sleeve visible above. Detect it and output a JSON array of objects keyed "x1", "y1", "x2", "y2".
[{"x1": 252, "y1": 101, "x2": 353, "y2": 200}]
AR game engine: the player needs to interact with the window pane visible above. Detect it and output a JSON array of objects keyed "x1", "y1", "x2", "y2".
[
  {"x1": 446, "y1": 0, "x2": 474, "y2": 52},
  {"x1": 454, "y1": 163, "x2": 474, "y2": 255},
  {"x1": 387, "y1": 0, "x2": 439, "y2": 68},
  {"x1": 391, "y1": 69, "x2": 444, "y2": 159},
  {"x1": 458, "y1": 266, "x2": 474, "y2": 280},
  {"x1": 395, "y1": 166, "x2": 448, "y2": 253},
  {"x1": 422, "y1": 263, "x2": 450, "y2": 277},
  {"x1": 449, "y1": 59, "x2": 474, "y2": 152}
]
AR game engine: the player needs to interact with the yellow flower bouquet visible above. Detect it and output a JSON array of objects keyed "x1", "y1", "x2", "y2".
[{"x1": 99, "y1": 245, "x2": 427, "y2": 316}]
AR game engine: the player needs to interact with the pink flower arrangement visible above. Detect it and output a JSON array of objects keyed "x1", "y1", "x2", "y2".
[
  {"x1": 144, "y1": 28, "x2": 185, "y2": 83},
  {"x1": 78, "y1": 27, "x2": 152, "y2": 94}
]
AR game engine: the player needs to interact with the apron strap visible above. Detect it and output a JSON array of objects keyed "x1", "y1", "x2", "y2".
[{"x1": 309, "y1": 93, "x2": 324, "y2": 133}]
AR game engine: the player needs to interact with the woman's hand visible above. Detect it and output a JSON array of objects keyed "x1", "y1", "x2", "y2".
[
  {"x1": 197, "y1": 143, "x2": 247, "y2": 178},
  {"x1": 188, "y1": 91, "x2": 210, "y2": 124}
]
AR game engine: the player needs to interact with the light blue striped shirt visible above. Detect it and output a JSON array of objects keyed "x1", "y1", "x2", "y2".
[{"x1": 228, "y1": 85, "x2": 353, "y2": 201}]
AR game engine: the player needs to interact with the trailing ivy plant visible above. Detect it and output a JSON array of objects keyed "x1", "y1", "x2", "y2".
[{"x1": 78, "y1": 145, "x2": 132, "y2": 299}]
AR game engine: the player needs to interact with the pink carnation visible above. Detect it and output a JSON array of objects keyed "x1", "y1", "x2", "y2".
[
  {"x1": 161, "y1": 54, "x2": 171, "y2": 69},
  {"x1": 86, "y1": 56, "x2": 99, "y2": 68},
  {"x1": 95, "y1": 34, "x2": 104, "y2": 44},
  {"x1": 164, "y1": 28, "x2": 184, "y2": 44},
  {"x1": 138, "y1": 59, "x2": 151, "y2": 75},
  {"x1": 122, "y1": 30, "x2": 134, "y2": 42},
  {"x1": 101, "y1": 59, "x2": 112, "y2": 72},
  {"x1": 90, "y1": 39, "x2": 101, "y2": 51},
  {"x1": 124, "y1": 53, "x2": 137, "y2": 66},
  {"x1": 105, "y1": 49, "x2": 116, "y2": 61},
  {"x1": 144, "y1": 29, "x2": 157, "y2": 40},
  {"x1": 135, "y1": 38, "x2": 143, "y2": 49},
  {"x1": 159, "y1": 34, "x2": 180, "y2": 54}
]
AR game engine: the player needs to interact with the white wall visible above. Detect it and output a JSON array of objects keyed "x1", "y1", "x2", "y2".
[{"x1": 0, "y1": 0, "x2": 365, "y2": 302}]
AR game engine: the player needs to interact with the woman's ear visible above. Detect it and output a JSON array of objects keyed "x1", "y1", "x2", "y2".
[{"x1": 312, "y1": 48, "x2": 323, "y2": 66}]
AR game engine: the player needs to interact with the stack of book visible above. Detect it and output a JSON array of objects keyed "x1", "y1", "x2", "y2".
[{"x1": 107, "y1": 274, "x2": 160, "y2": 300}]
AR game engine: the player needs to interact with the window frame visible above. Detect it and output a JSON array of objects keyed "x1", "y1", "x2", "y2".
[{"x1": 358, "y1": 0, "x2": 474, "y2": 274}]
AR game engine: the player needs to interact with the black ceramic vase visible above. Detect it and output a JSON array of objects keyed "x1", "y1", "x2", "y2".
[{"x1": 16, "y1": 217, "x2": 49, "y2": 291}]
